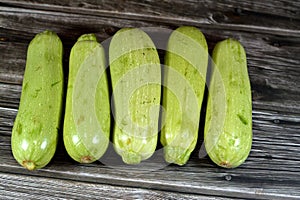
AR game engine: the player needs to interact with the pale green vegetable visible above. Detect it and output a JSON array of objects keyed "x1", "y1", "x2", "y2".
[
  {"x1": 161, "y1": 26, "x2": 208, "y2": 165},
  {"x1": 204, "y1": 39, "x2": 252, "y2": 168},
  {"x1": 63, "y1": 34, "x2": 110, "y2": 163},
  {"x1": 109, "y1": 28, "x2": 161, "y2": 164},
  {"x1": 11, "y1": 30, "x2": 64, "y2": 170}
]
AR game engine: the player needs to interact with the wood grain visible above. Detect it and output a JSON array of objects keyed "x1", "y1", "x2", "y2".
[
  {"x1": 1, "y1": 173, "x2": 237, "y2": 200},
  {"x1": 0, "y1": 144, "x2": 299, "y2": 199},
  {"x1": 0, "y1": 0, "x2": 300, "y2": 199},
  {"x1": 1, "y1": 0, "x2": 300, "y2": 35}
]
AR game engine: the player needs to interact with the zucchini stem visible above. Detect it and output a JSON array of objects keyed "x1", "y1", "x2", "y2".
[{"x1": 22, "y1": 160, "x2": 36, "y2": 170}]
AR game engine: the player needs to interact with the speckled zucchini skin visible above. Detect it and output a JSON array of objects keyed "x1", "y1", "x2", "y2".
[
  {"x1": 63, "y1": 34, "x2": 110, "y2": 163},
  {"x1": 109, "y1": 28, "x2": 161, "y2": 164},
  {"x1": 204, "y1": 39, "x2": 252, "y2": 168},
  {"x1": 11, "y1": 30, "x2": 64, "y2": 170},
  {"x1": 161, "y1": 26, "x2": 208, "y2": 165}
]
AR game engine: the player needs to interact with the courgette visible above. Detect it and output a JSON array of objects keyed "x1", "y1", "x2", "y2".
[
  {"x1": 204, "y1": 39, "x2": 252, "y2": 168},
  {"x1": 161, "y1": 26, "x2": 208, "y2": 165},
  {"x1": 11, "y1": 30, "x2": 64, "y2": 170},
  {"x1": 109, "y1": 28, "x2": 161, "y2": 164},
  {"x1": 63, "y1": 34, "x2": 110, "y2": 163}
]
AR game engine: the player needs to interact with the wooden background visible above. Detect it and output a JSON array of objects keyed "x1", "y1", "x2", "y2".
[{"x1": 1, "y1": 0, "x2": 300, "y2": 199}]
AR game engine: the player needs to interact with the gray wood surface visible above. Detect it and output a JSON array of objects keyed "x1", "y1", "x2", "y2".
[
  {"x1": 0, "y1": 0, "x2": 300, "y2": 199},
  {"x1": 1, "y1": 172, "x2": 237, "y2": 200}
]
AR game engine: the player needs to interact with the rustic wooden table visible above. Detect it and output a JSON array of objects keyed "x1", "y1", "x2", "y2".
[{"x1": 1, "y1": 0, "x2": 300, "y2": 199}]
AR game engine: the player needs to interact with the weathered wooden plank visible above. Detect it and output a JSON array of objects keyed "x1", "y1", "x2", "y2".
[
  {"x1": 0, "y1": 41, "x2": 26, "y2": 85},
  {"x1": 0, "y1": 84, "x2": 21, "y2": 109},
  {"x1": 1, "y1": 0, "x2": 299, "y2": 36},
  {"x1": 0, "y1": 107, "x2": 16, "y2": 135},
  {"x1": 1, "y1": 173, "x2": 235, "y2": 200},
  {"x1": 0, "y1": 151, "x2": 299, "y2": 200}
]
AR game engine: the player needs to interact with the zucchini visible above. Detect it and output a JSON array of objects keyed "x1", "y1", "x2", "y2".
[
  {"x1": 63, "y1": 34, "x2": 110, "y2": 163},
  {"x1": 109, "y1": 28, "x2": 161, "y2": 164},
  {"x1": 161, "y1": 26, "x2": 208, "y2": 165},
  {"x1": 11, "y1": 30, "x2": 64, "y2": 170},
  {"x1": 204, "y1": 39, "x2": 252, "y2": 168}
]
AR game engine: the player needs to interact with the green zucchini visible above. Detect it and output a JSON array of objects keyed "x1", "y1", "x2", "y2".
[
  {"x1": 63, "y1": 34, "x2": 110, "y2": 163},
  {"x1": 204, "y1": 39, "x2": 252, "y2": 168},
  {"x1": 11, "y1": 30, "x2": 64, "y2": 170},
  {"x1": 109, "y1": 28, "x2": 161, "y2": 164},
  {"x1": 161, "y1": 26, "x2": 208, "y2": 165}
]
